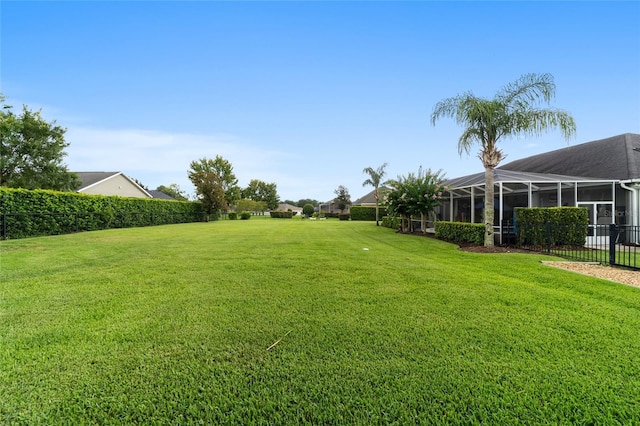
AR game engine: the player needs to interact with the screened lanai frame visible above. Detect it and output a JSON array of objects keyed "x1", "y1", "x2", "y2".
[{"x1": 439, "y1": 169, "x2": 623, "y2": 245}]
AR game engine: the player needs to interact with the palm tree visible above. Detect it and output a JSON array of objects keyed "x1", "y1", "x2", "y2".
[
  {"x1": 431, "y1": 73, "x2": 576, "y2": 247},
  {"x1": 362, "y1": 162, "x2": 388, "y2": 226}
]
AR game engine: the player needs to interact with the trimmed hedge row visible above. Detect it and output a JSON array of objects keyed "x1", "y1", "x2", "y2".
[
  {"x1": 269, "y1": 211, "x2": 295, "y2": 218},
  {"x1": 515, "y1": 207, "x2": 588, "y2": 246},
  {"x1": 1, "y1": 187, "x2": 203, "y2": 240},
  {"x1": 435, "y1": 221, "x2": 484, "y2": 245},
  {"x1": 349, "y1": 206, "x2": 387, "y2": 221}
]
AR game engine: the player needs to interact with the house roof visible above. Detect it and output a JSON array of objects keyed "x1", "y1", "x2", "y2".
[
  {"x1": 498, "y1": 133, "x2": 640, "y2": 180},
  {"x1": 76, "y1": 172, "x2": 121, "y2": 190},
  {"x1": 148, "y1": 190, "x2": 176, "y2": 200},
  {"x1": 75, "y1": 171, "x2": 152, "y2": 198},
  {"x1": 443, "y1": 169, "x2": 609, "y2": 191},
  {"x1": 353, "y1": 186, "x2": 391, "y2": 205}
]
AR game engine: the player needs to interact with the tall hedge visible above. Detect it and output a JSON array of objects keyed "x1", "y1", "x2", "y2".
[
  {"x1": 1, "y1": 187, "x2": 204, "y2": 239},
  {"x1": 515, "y1": 207, "x2": 588, "y2": 246},
  {"x1": 350, "y1": 206, "x2": 387, "y2": 221}
]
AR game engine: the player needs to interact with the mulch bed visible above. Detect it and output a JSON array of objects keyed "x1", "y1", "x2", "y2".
[{"x1": 398, "y1": 230, "x2": 530, "y2": 253}]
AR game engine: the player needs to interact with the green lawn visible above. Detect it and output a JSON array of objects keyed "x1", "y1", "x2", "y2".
[{"x1": 2, "y1": 219, "x2": 640, "y2": 424}]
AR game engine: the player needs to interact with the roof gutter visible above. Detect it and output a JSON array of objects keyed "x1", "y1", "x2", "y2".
[{"x1": 620, "y1": 179, "x2": 640, "y2": 229}]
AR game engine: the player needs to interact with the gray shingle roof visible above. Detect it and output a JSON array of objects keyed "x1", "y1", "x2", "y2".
[
  {"x1": 353, "y1": 186, "x2": 391, "y2": 205},
  {"x1": 498, "y1": 133, "x2": 640, "y2": 180},
  {"x1": 75, "y1": 172, "x2": 121, "y2": 190}
]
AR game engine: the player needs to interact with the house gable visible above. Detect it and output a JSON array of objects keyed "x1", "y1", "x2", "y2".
[{"x1": 76, "y1": 172, "x2": 152, "y2": 198}]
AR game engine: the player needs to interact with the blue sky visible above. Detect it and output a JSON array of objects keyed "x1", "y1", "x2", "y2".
[{"x1": 2, "y1": 1, "x2": 639, "y2": 202}]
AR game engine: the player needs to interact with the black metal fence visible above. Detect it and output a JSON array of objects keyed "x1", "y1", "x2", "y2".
[
  {"x1": 1, "y1": 211, "x2": 206, "y2": 240},
  {"x1": 502, "y1": 221, "x2": 639, "y2": 270}
]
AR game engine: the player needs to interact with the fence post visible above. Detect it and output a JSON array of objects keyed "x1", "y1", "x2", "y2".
[
  {"x1": 546, "y1": 222, "x2": 552, "y2": 254},
  {"x1": 609, "y1": 224, "x2": 617, "y2": 266}
]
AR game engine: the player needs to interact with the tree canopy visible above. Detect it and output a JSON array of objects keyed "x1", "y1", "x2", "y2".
[
  {"x1": 156, "y1": 184, "x2": 189, "y2": 201},
  {"x1": 431, "y1": 73, "x2": 576, "y2": 246},
  {"x1": 0, "y1": 95, "x2": 80, "y2": 191},
  {"x1": 386, "y1": 167, "x2": 446, "y2": 233},
  {"x1": 241, "y1": 179, "x2": 280, "y2": 210},
  {"x1": 188, "y1": 156, "x2": 240, "y2": 218},
  {"x1": 333, "y1": 185, "x2": 351, "y2": 213}
]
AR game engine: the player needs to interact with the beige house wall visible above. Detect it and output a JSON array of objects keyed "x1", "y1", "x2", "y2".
[{"x1": 80, "y1": 174, "x2": 150, "y2": 198}]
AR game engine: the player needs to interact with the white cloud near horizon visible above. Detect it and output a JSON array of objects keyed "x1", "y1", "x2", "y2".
[{"x1": 64, "y1": 126, "x2": 308, "y2": 199}]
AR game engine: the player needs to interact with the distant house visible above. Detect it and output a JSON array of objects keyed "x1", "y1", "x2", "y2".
[
  {"x1": 318, "y1": 200, "x2": 350, "y2": 215},
  {"x1": 75, "y1": 172, "x2": 152, "y2": 198},
  {"x1": 277, "y1": 203, "x2": 303, "y2": 215},
  {"x1": 440, "y1": 133, "x2": 640, "y2": 244},
  {"x1": 352, "y1": 186, "x2": 391, "y2": 206}
]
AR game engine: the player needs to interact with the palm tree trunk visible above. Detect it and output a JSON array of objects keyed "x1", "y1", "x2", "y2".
[{"x1": 484, "y1": 165, "x2": 495, "y2": 247}]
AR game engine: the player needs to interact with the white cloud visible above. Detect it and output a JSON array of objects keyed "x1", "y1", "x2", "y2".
[{"x1": 64, "y1": 126, "x2": 305, "y2": 199}]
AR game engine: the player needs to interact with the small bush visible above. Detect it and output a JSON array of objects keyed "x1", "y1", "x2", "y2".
[
  {"x1": 382, "y1": 216, "x2": 401, "y2": 229},
  {"x1": 339, "y1": 214, "x2": 350, "y2": 221},
  {"x1": 435, "y1": 221, "x2": 484, "y2": 245},
  {"x1": 228, "y1": 212, "x2": 238, "y2": 220},
  {"x1": 240, "y1": 212, "x2": 251, "y2": 220},
  {"x1": 302, "y1": 204, "x2": 315, "y2": 217}
]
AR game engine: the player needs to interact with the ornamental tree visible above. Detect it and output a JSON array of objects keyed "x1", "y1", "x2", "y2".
[{"x1": 385, "y1": 167, "x2": 446, "y2": 233}]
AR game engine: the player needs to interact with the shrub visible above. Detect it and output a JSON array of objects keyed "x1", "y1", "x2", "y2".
[
  {"x1": 350, "y1": 206, "x2": 386, "y2": 221},
  {"x1": 339, "y1": 214, "x2": 350, "y2": 221},
  {"x1": 269, "y1": 211, "x2": 294, "y2": 219},
  {"x1": 515, "y1": 207, "x2": 588, "y2": 246},
  {"x1": 240, "y1": 212, "x2": 251, "y2": 220},
  {"x1": 228, "y1": 212, "x2": 238, "y2": 220},
  {"x1": 0, "y1": 187, "x2": 204, "y2": 240},
  {"x1": 435, "y1": 221, "x2": 484, "y2": 245},
  {"x1": 382, "y1": 216, "x2": 401, "y2": 229},
  {"x1": 302, "y1": 204, "x2": 315, "y2": 217}
]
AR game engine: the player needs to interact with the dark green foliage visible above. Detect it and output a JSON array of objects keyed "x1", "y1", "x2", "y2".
[
  {"x1": 241, "y1": 179, "x2": 280, "y2": 210},
  {"x1": 339, "y1": 213, "x2": 350, "y2": 221},
  {"x1": 302, "y1": 203, "x2": 315, "y2": 217},
  {"x1": 240, "y1": 212, "x2": 251, "y2": 220},
  {"x1": 350, "y1": 206, "x2": 387, "y2": 221},
  {"x1": 435, "y1": 221, "x2": 485, "y2": 244},
  {"x1": 228, "y1": 212, "x2": 238, "y2": 220},
  {"x1": 516, "y1": 207, "x2": 589, "y2": 246},
  {"x1": 269, "y1": 211, "x2": 294, "y2": 218},
  {"x1": 333, "y1": 185, "x2": 351, "y2": 213},
  {"x1": 382, "y1": 215, "x2": 401, "y2": 229},
  {"x1": 0, "y1": 187, "x2": 203, "y2": 239},
  {"x1": 0, "y1": 97, "x2": 81, "y2": 191}
]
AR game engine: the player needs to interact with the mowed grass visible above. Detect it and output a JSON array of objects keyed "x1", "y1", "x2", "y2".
[{"x1": 1, "y1": 219, "x2": 640, "y2": 424}]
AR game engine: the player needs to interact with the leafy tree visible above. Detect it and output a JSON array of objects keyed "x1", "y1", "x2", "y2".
[
  {"x1": 188, "y1": 156, "x2": 240, "y2": 219},
  {"x1": 386, "y1": 167, "x2": 446, "y2": 233},
  {"x1": 0, "y1": 95, "x2": 80, "y2": 190},
  {"x1": 294, "y1": 198, "x2": 320, "y2": 207},
  {"x1": 362, "y1": 162, "x2": 388, "y2": 226},
  {"x1": 333, "y1": 185, "x2": 351, "y2": 213},
  {"x1": 241, "y1": 179, "x2": 280, "y2": 210},
  {"x1": 431, "y1": 73, "x2": 576, "y2": 246},
  {"x1": 156, "y1": 184, "x2": 189, "y2": 201}
]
